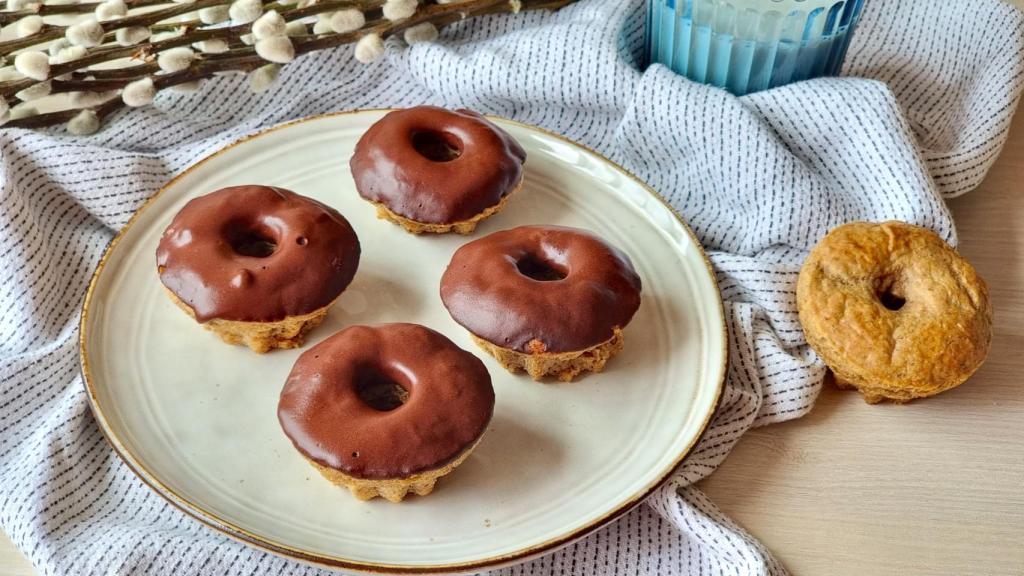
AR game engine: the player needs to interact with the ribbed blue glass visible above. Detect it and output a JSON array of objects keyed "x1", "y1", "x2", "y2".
[{"x1": 645, "y1": 0, "x2": 867, "y2": 96}]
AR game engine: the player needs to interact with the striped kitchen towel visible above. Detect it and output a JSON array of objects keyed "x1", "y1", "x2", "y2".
[{"x1": 0, "y1": 0, "x2": 1021, "y2": 574}]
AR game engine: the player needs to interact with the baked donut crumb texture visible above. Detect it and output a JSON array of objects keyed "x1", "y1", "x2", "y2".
[
  {"x1": 369, "y1": 180, "x2": 519, "y2": 235},
  {"x1": 305, "y1": 438, "x2": 480, "y2": 503},
  {"x1": 471, "y1": 328, "x2": 624, "y2": 382},
  {"x1": 165, "y1": 288, "x2": 330, "y2": 353}
]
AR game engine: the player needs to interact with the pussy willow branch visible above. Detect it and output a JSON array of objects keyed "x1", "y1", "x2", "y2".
[
  {"x1": 0, "y1": 0, "x2": 167, "y2": 24},
  {"x1": 0, "y1": 0, "x2": 230, "y2": 55},
  {"x1": 0, "y1": 0, "x2": 391, "y2": 55},
  {"x1": 4, "y1": 0, "x2": 576, "y2": 130},
  {"x1": 0, "y1": 0, "x2": 354, "y2": 55},
  {"x1": 0, "y1": 0, "x2": 389, "y2": 97}
]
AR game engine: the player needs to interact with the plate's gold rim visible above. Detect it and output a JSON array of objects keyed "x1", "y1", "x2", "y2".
[{"x1": 79, "y1": 108, "x2": 729, "y2": 574}]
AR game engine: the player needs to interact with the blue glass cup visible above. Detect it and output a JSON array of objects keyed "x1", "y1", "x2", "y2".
[{"x1": 645, "y1": 0, "x2": 867, "y2": 96}]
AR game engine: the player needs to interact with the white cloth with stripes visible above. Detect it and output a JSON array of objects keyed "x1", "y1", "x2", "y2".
[{"x1": 1, "y1": 0, "x2": 1022, "y2": 574}]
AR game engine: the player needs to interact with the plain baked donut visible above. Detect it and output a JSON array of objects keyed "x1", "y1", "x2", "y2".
[
  {"x1": 278, "y1": 323, "x2": 494, "y2": 501},
  {"x1": 349, "y1": 106, "x2": 526, "y2": 235},
  {"x1": 797, "y1": 221, "x2": 992, "y2": 403},
  {"x1": 440, "y1": 225, "x2": 642, "y2": 381}
]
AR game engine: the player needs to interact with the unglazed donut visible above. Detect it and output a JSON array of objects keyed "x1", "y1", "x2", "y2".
[
  {"x1": 349, "y1": 106, "x2": 526, "y2": 235},
  {"x1": 278, "y1": 323, "x2": 494, "y2": 502},
  {"x1": 157, "y1": 185, "x2": 360, "y2": 353},
  {"x1": 440, "y1": 225, "x2": 642, "y2": 382},
  {"x1": 797, "y1": 221, "x2": 992, "y2": 403}
]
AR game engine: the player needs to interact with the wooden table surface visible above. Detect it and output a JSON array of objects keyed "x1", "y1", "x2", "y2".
[{"x1": 3, "y1": 10, "x2": 1023, "y2": 575}]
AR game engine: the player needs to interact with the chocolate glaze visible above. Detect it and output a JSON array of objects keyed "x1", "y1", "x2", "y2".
[
  {"x1": 440, "y1": 225, "x2": 642, "y2": 353},
  {"x1": 349, "y1": 106, "x2": 526, "y2": 224},
  {"x1": 278, "y1": 323, "x2": 495, "y2": 479},
  {"x1": 156, "y1": 185, "x2": 360, "y2": 323}
]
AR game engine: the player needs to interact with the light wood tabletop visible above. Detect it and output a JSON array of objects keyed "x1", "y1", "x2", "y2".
[
  {"x1": 3, "y1": 9, "x2": 1023, "y2": 575},
  {"x1": 0, "y1": 531, "x2": 30, "y2": 576}
]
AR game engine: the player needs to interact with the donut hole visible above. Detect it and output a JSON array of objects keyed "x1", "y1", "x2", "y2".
[
  {"x1": 355, "y1": 368, "x2": 410, "y2": 412},
  {"x1": 516, "y1": 254, "x2": 568, "y2": 282},
  {"x1": 875, "y1": 276, "x2": 907, "y2": 311},
  {"x1": 225, "y1": 221, "x2": 278, "y2": 258},
  {"x1": 879, "y1": 291, "x2": 906, "y2": 311},
  {"x1": 411, "y1": 130, "x2": 463, "y2": 162}
]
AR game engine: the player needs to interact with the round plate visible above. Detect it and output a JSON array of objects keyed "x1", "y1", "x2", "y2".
[{"x1": 80, "y1": 110, "x2": 726, "y2": 573}]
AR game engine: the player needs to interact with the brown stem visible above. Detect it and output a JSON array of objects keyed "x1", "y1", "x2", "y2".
[{"x1": 0, "y1": 24, "x2": 64, "y2": 55}]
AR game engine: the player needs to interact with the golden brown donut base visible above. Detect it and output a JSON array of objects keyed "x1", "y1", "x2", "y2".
[
  {"x1": 367, "y1": 179, "x2": 521, "y2": 235},
  {"x1": 472, "y1": 327, "x2": 624, "y2": 382},
  {"x1": 832, "y1": 375, "x2": 915, "y2": 405},
  {"x1": 163, "y1": 288, "x2": 333, "y2": 353},
  {"x1": 305, "y1": 437, "x2": 481, "y2": 502},
  {"x1": 797, "y1": 221, "x2": 992, "y2": 404}
]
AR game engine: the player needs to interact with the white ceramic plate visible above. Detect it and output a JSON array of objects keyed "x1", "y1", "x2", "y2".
[{"x1": 81, "y1": 110, "x2": 726, "y2": 573}]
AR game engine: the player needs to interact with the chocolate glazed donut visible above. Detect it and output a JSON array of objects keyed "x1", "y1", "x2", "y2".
[
  {"x1": 440, "y1": 225, "x2": 642, "y2": 381},
  {"x1": 156, "y1": 185, "x2": 360, "y2": 352},
  {"x1": 349, "y1": 106, "x2": 526, "y2": 235},
  {"x1": 278, "y1": 323, "x2": 494, "y2": 502}
]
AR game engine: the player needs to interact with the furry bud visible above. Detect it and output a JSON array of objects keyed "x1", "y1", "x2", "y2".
[
  {"x1": 354, "y1": 33, "x2": 384, "y2": 63},
  {"x1": 14, "y1": 51, "x2": 49, "y2": 81},
  {"x1": 66, "y1": 19, "x2": 105, "y2": 48},
  {"x1": 68, "y1": 109, "x2": 100, "y2": 135},
  {"x1": 403, "y1": 22, "x2": 438, "y2": 44},
  {"x1": 157, "y1": 47, "x2": 195, "y2": 73},
  {"x1": 122, "y1": 77, "x2": 156, "y2": 107},
  {"x1": 329, "y1": 9, "x2": 364, "y2": 33},
  {"x1": 255, "y1": 35, "x2": 294, "y2": 63}
]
